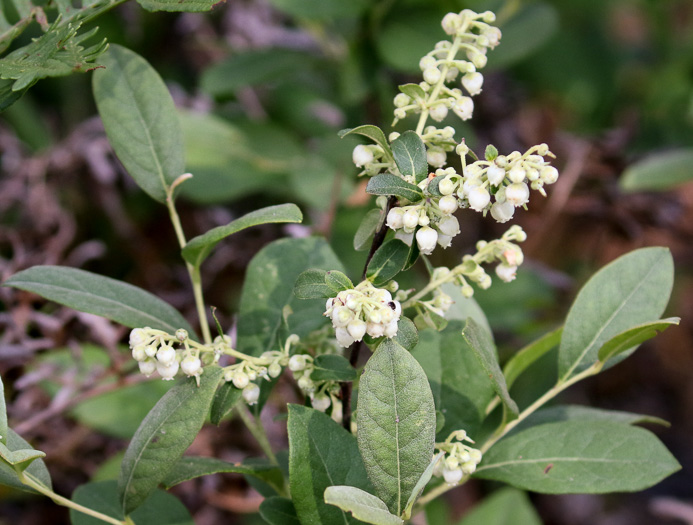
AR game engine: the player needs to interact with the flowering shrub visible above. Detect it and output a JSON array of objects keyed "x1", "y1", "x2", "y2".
[{"x1": 0, "y1": 5, "x2": 681, "y2": 525}]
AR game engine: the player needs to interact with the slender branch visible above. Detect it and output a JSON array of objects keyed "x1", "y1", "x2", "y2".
[
  {"x1": 20, "y1": 472, "x2": 127, "y2": 525},
  {"x1": 361, "y1": 196, "x2": 397, "y2": 280}
]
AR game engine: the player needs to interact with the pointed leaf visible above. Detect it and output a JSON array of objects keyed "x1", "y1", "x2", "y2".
[
  {"x1": 354, "y1": 209, "x2": 383, "y2": 251},
  {"x1": 391, "y1": 131, "x2": 428, "y2": 183},
  {"x1": 475, "y1": 421, "x2": 680, "y2": 493},
  {"x1": 503, "y1": 327, "x2": 562, "y2": 389},
  {"x1": 0, "y1": 429, "x2": 52, "y2": 493},
  {"x1": 366, "y1": 173, "x2": 423, "y2": 202},
  {"x1": 324, "y1": 486, "x2": 404, "y2": 525},
  {"x1": 161, "y1": 456, "x2": 283, "y2": 492},
  {"x1": 209, "y1": 383, "x2": 243, "y2": 425},
  {"x1": 93, "y1": 45, "x2": 184, "y2": 203},
  {"x1": 311, "y1": 354, "x2": 357, "y2": 382},
  {"x1": 259, "y1": 497, "x2": 301, "y2": 525},
  {"x1": 398, "y1": 83, "x2": 426, "y2": 100},
  {"x1": 559, "y1": 247, "x2": 674, "y2": 380},
  {"x1": 403, "y1": 452, "x2": 444, "y2": 518},
  {"x1": 462, "y1": 318, "x2": 518, "y2": 419},
  {"x1": 294, "y1": 268, "x2": 333, "y2": 299},
  {"x1": 357, "y1": 339, "x2": 436, "y2": 515},
  {"x1": 118, "y1": 367, "x2": 223, "y2": 514},
  {"x1": 457, "y1": 488, "x2": 542, "y2": 525},
  {"x1": 598, "y1": 318, "x2": 680, "y2": 364},
  {"x1": 366, "y1": 239, "x2": 410, "y2": 286},
  {"x1": 182, "y1": 204, "x2": 303, "y2": 268},
  {"x1": 4, "y1": 266, "x2": 194, "y2": 336},
  {"x1": 0, "y1": 442, "x2": 45, "y2": 468},
  {"x1": 339, "y1": 125, "x2": 394, "y2": 163},
  {"x1": 288, "y1": 405, "x2": 373, "y2": 524},
  {"x1": 71, "y1": 480, "x2": 193, "y2": 525}
]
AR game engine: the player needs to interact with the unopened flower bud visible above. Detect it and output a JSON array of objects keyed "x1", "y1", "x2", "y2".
[
  {"x1": 132, "y1": 345, "x2": 146, "y2": 362},
  {"x1": 157, "y1": 360, "x2": 179, "y2": 381},
  {"x1": 462, "y1": 72, "x2": 484, "y2": 95},
  {"x1": 156, "y1": 345, "x2": 177, "y2": 366},
  {"x1": 297, "y1": 375, "x2": 315, "y2": 392},
  {"x1": 438, "y1": 177, "x2": 456, "y2": 195},
  {"x1": 366, "y1": 322, "x2": 385, "y2": 338},
  {"x1": 443, "y1": 467, "x2": 464, "y2": 484},
  {"x1": 486, "y1": 165, "x2": 505, "y2": 186},
  {"x1": 145, "y1": 345, "x2": 158, "y2": 358},
  {"x1": 386, "y1": 208, "x2": 404, "y2": 230},
  {"x1": 419, "y1": 56, "x2": 436, "y2": 71},
  {"x1": 288, "y1": 355, "x2": 307, "y2": 371},
  {"x1": 347, "y1": 319, "x2": 367, "y2": 341},
  {"x1": 427, "y1": 149, "x2": 447, "y2": 168},
  {"x1": 335, "y1": 327, "x2": 355, "y2": 347},
  {"x1": 352, "y1": 145, "x2": 374, "y2": 168},
  {"x1": 139, "y1": 359, "x2": 156, "y2": 377},
  {"x1": 243, "y1": 383, "x2": 260, "y2": 405},
  {"x1": 175, "y1": 329, "x2": 188, "y2": 341},
  {"x1": 438, "y1": 215, "x2": 460, "y2": 236},
  {"x1": 423, "y1": 67, "x2": 442, "y2": 85},
  {"x1": 452, "y1": 97, "x2": 474, "y2": 120},
  {"x1": 416, "y1": 226, "x2": 438, "y2": 255},
  {"x1": 429, "y1": 104, "x2": 448, "y2": 122},
  {"x1": 508, "y1": 165, "x2": 526, "y2": 183},
  {"x1": 468, "y1": 186, "x2": 491, "y2": 212},
  {"x1": 438, "y1": 195, "x2": 459, "y2": 215},
  {"x1": 441, "y1": 12, "x2": 460, "y2": 34},
  {"x1": 496, "y1": 263, "x2": 518, "y2": 283},
  {"x1": 403, "y1": 209, "x2": 420, "y2": 230},
  {"x1": 490, "y1": 201, "x2": 515, "y2": 223},
  {"x1": 233, "y1": 371, "x2": 250, "y2": 389},
  {"x1": 505, "y1": 182, "x2": 530, "y2": 207},
  {"x1": 540, "y1": 165, "x2": 559, "y2": 184},
  {"x1": 394, "y1": 93, "x2": 411, "y2": 108},
  {"x1": 384, "y1": 320, "x2": 399, "y2": 338},
  {"x1": 129, "y1": 328, "x2": 147, "y2": 347}
]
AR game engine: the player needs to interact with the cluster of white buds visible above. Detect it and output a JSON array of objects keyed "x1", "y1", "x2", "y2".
[
  {"x1": 387, "y1": 200, "x2": 461, "y2": 255},
  {"x1": 129, "y1": 327, "x2": 202, "y2": 381},
  {"x1": 420, "y1": 288, "x2": 454, "y2": 318},
  {"x1": 324, "y1": 280, "x2": 403, "y2": 347},
  {"x1": 433, "y1": 430, "x2": 483, "y2": 485},
  {"x1": 426, "y1": 143, "x2": 558, "y2": 224}
]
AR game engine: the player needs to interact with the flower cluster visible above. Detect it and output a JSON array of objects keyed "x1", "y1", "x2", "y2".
[
  {"x1": 129, "y1": 327, "x2": 202, "y2": 381},
  {"x1": 433, "y1": 144, "x2": 558, "y2": 222},
  {"x1": 386, "y1": 201, "x2": 460, "y2": 255},
  {"x1": 325, "y1": 280, "x2": 402, "y2": 347},
  {"x1": 392, "y1": 9, "x2": 501, "y2": 127},
  {"x1": 433, "y1": 430, "x2": 483, "y2": 484}
]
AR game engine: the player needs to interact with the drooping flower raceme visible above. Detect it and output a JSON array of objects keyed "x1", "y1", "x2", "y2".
[{"x1": 325, "y1": 280, "x2": 402, "y2": 347}]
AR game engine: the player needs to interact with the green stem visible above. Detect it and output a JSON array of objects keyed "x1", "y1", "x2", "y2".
[
  {"x1": 20, "y1": 471, "x2": 127, "y2": 525},
  {"x1": 236, "y1": 404, "x2": 279, "y2": 466},
  {"x1": 166, "y1": 189, "x2": 212, "y2": 345}
]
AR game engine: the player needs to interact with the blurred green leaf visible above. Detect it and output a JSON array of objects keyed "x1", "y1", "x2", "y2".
[
  {"x1": 4, "y1": 266, "x2": 195, "y2": 336},
  {"x1": 376, "y1": 9, "x2": 445, "y2": 73},
  {"x1": 162, "y1": 456, "x2": 283, "y2": 492},
  {"x1": 366, "y1": 239, "x2": 410, "y2": 286},
  {"x1": 457, "y1": 488, "x2": 541, "y2": 525},
  {"x1": 311, "y1": 354, "x2": 357, "y2": 382},
  {"x1": 475, "y1": 421, "x2": 680, "y2": 493},
  {"x1": 620, "y1": 149, "x2": 693, "y2": 192},
  {"x1": 503, "y1": 327, "x2": 562, "y2": 390},
  {"x1": 136, "y1": 0, "x2": 221, "y2": 12},
  {"x1": 357, "y1": 339, "x2": 435, "y2": 515},
  {"x1": 182, "y1": 204, "x2": 303, "y2": 268},
  {"x1": 0, "y1": 430, "x2": 52, "y2": 493},
  {"x1": 260, "y1": 497, "x2": 301, "y2": 525},
  {"x1": 354, "y1": 209, "x2": 383, "y2": 251},
  {"x1": 93, "y1": 45, "x2": 184, "y2": 203},
  {"x1": 267, "y1": 0, "x2": 369, "y2": 20}
]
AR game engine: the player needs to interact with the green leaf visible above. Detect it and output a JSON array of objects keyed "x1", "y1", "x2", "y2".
[
  {"x1": 161, "y1": 456, "x2": 283, "y2": 493},
  {"x1": 376, "y1": 9, "x2": 444, "y2": 73},
  {"x1": 357, "y1": 339, "x2": 436, "y2": 516},
  {"x1": 366, "y1": 239, "x2": 410, "y2": 286},
  {"x1": 462, "y1": 318, "x2": 518, "y2": 419},
  {"x1": 288, "y1": 405, "x2": 373, "y2": 524},
  {"x1": 398, "y1": 83, "x2": 426, "y2": 100},
  {"x1": 182, "y1": 204, "x2": 303, "y2": 268},
  {"x1": 514, "y1": 405, "x2": 670, "y2": 435},
  {"x1": 311, "y1": 354, "x2": 357, "y2": 382},
  {"x1": 597, "y1": 318, "x2": 680, "y2": 364},
  {"x1": 410, "y1": 323, "x2": 495, "y2": 438},
  {"x1": 118, "y1": 367, "x2": 223, "y2": 514},
  {"x1": 354, "y1": 209, "x2": 383, "y2": 251},
  {"x1": 325, "y1": 270, "x2": 354, "y2": 293},
  {"x1": 0, "y1": 442, "x2": 45, "y2": 469},
  {"x1": 369, "y1": 317, "x2": 419, "y2": 353},
  {"x1": 475, "y1": 421, "x2": 681, "y2": 493},
  {"x1": 93, "y1": 44, "x2": 184, "y2": 203},
  {"x1": 136, "y1": 0, "x2": 220, "y2": 12},
  {"x1": 201, "y1": 48, "x2": 316, "y2": 97},
  {"x1": 324, "y1": 486, "x2": 404, "y2": 525},
  {"x1": 267, "y1": 0, "x2": 369, "y2": 20},
  {"x1": 457, "y1": 488, "x2": 542, "y2": 525},
  {"x1": 294, "y1": 269, "x2": 332, "y2": 300},
  {"x1": 0, "y1": 21, "x2": 107, "y2": 91},
  {"x1": 71, "y1": 480, "x2": 193, "y2": 525},
  {"x1": 339, "y1": 125, "x2": 394, "y2": 163},
  {"x1": 0, "y1": 429, "x2": 52, "y2": 493},
  {"x1": 503, "y1": 327, "x2": 562, "y2": 390},
  {"x1": 426, "y1": 175, "x2": 446, "y2": 197},
  {"x1": 441, "y1": 284, "x2": 492, "y2": 334},
  {"x1": 4, "y1": 266, "x2": 194, "y2": 336},
  {"x1": 238, "y1": 237, "x2": 345, "y2": 357},
  {"x1": 259, "y1": 497, "x2": 301, "y2": 525},
  {"x1": 403, "y1": 452, "x2": 444, "y2": 518},
  {"x1": 391, "y1": 131, "x2": 428, "y2": 183},
  {"x1": 0, "y1": 375, "x2": 6, "y2": 446},
  {"x1": 366, "y1": 173, "x2": 424, "y2": 202},
  {"x1": 487, "y1": 3, "x2": 559, "y2": 69},
  {"x1": 620, "y1": 149, "x2": 693, "y2": 192},
  {"x1": 558, "y1": 247, "x2": 674, "y2": 380},
  {"x1": 209, "y1": 383, "x2": 243, "y2": 425}
]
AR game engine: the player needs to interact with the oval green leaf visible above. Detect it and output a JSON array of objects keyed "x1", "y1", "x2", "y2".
[
  {"x1": 311, "y1": 354, "x2": 357, "y2": 382},
  {"x1": 161, "y1": 456, "x2": 283, "y2": 492},
  {"x1": 324, "y1": 486, "x2": 404, "y2": 525},
  {"x1": 620, "y1": 149, "x2": 693, "y2": 192},
  {"x1": 259, "y1": 497, "x2": 301, "y2": 525},
  {"x1": 391, "y1": 131, "x2": 428, "y2": 183},
  {"x1": 366, "y1": 239, "x2": 410, "y2": 286},
  {"x1": 366, "y1": 173, "x2": 424, "y2": 202},
  {"x1": 293, "y1": 268, "x2": 333, "y2": 300},
  {"x1": 325, "y1": 270, "x2": 354, "y2": 294},
  {"x1": 354, "y1": 209, "x2": 383, "y2": 251},
  {"x1": 118, "y1": 366, "x2": 223, "y2": 514},
  {"x1": 209, "y1": 383, "x2": 243, "y2": 425},
  {"x1": 3, "y1": 266, "x2": 194, "y2": 336},
  {"x1": 357, "y1": 339, "x2": 436, "y2": 516},
  {"x1": 475, "y1": 421, "x2": 681, "y2": 493},
  {"x1": 288, "y1": 405, "x2": 372, "y2": 524},
  {"x1": 93, "y1": 45, "x2": 184, "y2": 203},
  {"x1": 182, "y1": 204, "x2": 303, "y2": 268},
  {"x1": 457, "y1": 488, "x2": 542, "y2": 525},
  {"x1": 597, "y1": 317, "x2": 680, "y2": 364},
  {"x1": 0, "y1": 429, "x2": 52, "y2": 493},
  {"x1": 558, "y1": 247, "x2": 674, "y2": 380}
]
